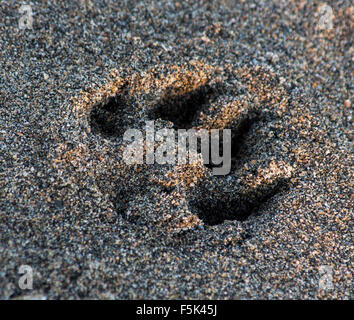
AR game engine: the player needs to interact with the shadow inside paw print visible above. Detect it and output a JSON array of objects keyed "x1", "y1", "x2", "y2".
[
  {"x1": 149, "y1": 82, "x2": 225, "y2": 129},
  {"x1": 190, "y1": 177, "x2": 290, "y2": 226},
  {"x1": 89, "y1": 85, "x2": 138, "y2": 139},
  {"x1": 147, "y1": 71, "x2": 292, "y2": 226},
  {"x1": 89, "y1": 94, "x2": 128, "y2": 137},
  {"x1": 86, "y1": 64, "x2": 293, "y2": 230}
]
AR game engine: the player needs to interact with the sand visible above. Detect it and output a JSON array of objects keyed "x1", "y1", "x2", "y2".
[{"x1": 0, "y1": 0, "x2": 352, "y2": 299}]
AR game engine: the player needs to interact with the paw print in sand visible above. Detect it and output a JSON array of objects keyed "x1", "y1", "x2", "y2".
[{"x1": 72, "y1": 62, "x2": 293, "y2": 233}]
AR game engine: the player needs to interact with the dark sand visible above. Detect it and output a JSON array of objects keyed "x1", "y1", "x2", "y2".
[{"x1": 0, "y1": 1, "x2": 352, "y2": 299}]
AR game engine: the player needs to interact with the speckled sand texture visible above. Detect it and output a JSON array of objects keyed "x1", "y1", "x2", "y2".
[{"x1": 0, "y1": 1, "x2": 353, "y2": 299}]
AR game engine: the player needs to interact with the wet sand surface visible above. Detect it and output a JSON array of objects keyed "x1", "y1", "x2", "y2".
[{"x1": 0, "y1": 1, "x2": 352, "y2": 299}]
